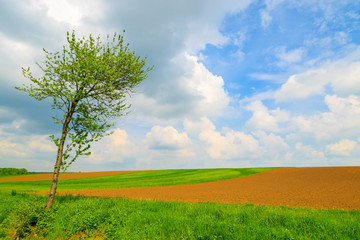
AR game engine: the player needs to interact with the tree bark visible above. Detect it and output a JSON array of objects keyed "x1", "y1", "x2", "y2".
[{"x1": 45, "y1": 102, "x2": 77, "y2": 209}]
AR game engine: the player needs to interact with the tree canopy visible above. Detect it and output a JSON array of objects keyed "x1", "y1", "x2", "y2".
[{"x1": 16, "y1": 30, "x2": 152, "y2": 208}]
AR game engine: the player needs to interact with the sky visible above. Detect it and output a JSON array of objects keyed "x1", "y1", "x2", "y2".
[{"x1": 0, "y1": 0, "x2": 360, "y2": 172}]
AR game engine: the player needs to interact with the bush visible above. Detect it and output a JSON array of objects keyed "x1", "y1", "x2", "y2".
[{"x1": 0, "y1": 168, "x2": 28, "y2": 176}]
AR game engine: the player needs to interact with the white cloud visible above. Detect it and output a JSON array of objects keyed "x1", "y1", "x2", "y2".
[
  {"x1": 0, "y1": 32, "x2": 41, "y2": 82},
  {"x1": 40, "y1": 0, "x2": 105, "y2": 27},
  {"x1": 97, "y1": 0, "x2": 252, "y2": 123},
  {"x1": 253, "y1": 130, "x2": 292, "y2": 165},
  {"x1": 255, "y1": 130, "x2": 289, "y2": 152},
  {"x1": 245, "y1": 100, "x2": 290, "y2": 132},
  {"x1": 111, "y1": 0, "x2": 252, "y2": 54},
  {"x1": 274, "y1": 70, "x2": 327, "y2": 101},
  {"x1": 191, "y1": 117, "x2": 260, "y2": 160},
  {"x1": 260, "y1": 0, "x2": 285, "y2": 28},
  {"x1": 326, "y1": 139, "x2": 357, "y2": 156},
  {"x1": 106, "y1": 129, "x2": 138, "y2": 156},
  {"x1": 0, "y1": 140, "x2": 27, "y2": 157},
  {"x1": 231, "y1": 31, "x2": 246, "y2": 62},
  {"x1": 183, "y1": 117, "x2": 215, "y2": 137},
  {"x1": 295, "y1": 142, "x2": 326, "y2": 162},
  {"x1": 249, "y1": 73, "x2": 287, "y2": 83},
  {"x1": 329, "y1": 62, "x2": 360, "y2": 96},
  {"x1": 276, "y1": 46, "x2": 305, "y2": 64},
  {"x1": 185, "y1": 118, "x2": 260, "y2": 160},
  {"x1": 132, "y1": 53, "x2": 230, "y2": 121},
  {"x1": 260, "y1": 9, "x2": 272, "y2": 28},
  {"x1": 89, "y1": 128, "x2": 139, "y2": 164},
  {"x1": 28, "y1": 135, "x2": 56, "y2": 152},
  {"x1": 185, "y1": 118, "x2": 293, "y2": 164},
  {"x1": 199, "y1": 128, "x2": 260, "y2": 159},
  {"x1": 180, "y1": 54, "x2": 230, "y2": 114},
  {"x1": 293, "y1": 95, "x2": 360, "y2": 141},
  {"x1": 275, "y1": 48, "x2": 360, "y2": 102},
  {"x1": 145, "y1": 126, "x2": 191, "y2": 150},
  {"x1": 334, "y1": 31, "x2": 349, "y2": 45}
]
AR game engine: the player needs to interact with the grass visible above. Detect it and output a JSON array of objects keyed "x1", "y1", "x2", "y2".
[
  {"x1": 1, "y1": 192, "x2": 359, "y2": 239},
  {"x1": 0, "y1": 167, "x2": 276, "y2": 193}
]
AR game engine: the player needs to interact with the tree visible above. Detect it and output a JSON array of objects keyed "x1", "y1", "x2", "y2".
[{"x1": 16, "y1": 31, "x2": 152, "y2": 209}]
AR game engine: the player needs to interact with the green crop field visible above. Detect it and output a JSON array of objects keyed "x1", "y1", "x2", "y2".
[
  {"x1": 1, "y1": 168, "x2": 359, "y2": 239},
  {"x1": 1, "y1": 192, "x2": 359, "y2": 239},
  {"x1": 0, "y1": 167, "x2": 276, "y2": 193}
]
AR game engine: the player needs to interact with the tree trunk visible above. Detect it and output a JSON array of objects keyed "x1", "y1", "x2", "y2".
[{"x1": 45, "y1": 102, "x2": 77, "y2": 209}]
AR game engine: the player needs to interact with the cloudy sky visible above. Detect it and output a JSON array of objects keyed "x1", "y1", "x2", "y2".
[{"x1": 1, "y1": 0, "x2": 360, "y2": 172}]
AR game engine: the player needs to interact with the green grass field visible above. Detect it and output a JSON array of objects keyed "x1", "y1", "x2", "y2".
[
  {"x1": 0, "y1": 167, "x2": 276, "y2": 193},
  {"x1": 1, "y1": 192, "x2": 359, "y2": 239},
  {"x1": 1, "y1": 167, "x2": 359, "y2": 239}
]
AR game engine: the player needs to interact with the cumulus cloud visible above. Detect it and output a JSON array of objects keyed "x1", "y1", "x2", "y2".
[
  {"x1": 0, "y1": 33, "x2": 41, "y2": 83},
  {"x1": 274, "y1": 70, "x2": 328, "y2": 102},
  {"x1": 295, "y1": 143, "x2": 326, "y2": 163},
  {"x1": 293, "y1": 95, "x2": 360, "y2": 141},
  {"x1": 183, "y1": 117, "x2": 295, "y2": 164},
  {"x1": 255, "y1": 130, "x2": 289, "y2": 153},
  {"x1": 181, "y1": 54, "x2": 230, "y2": 113},
  {"x1": 131, "y1": 53, "x2": 230, "y2": 122},
  {"x1": 135, "y1": 125, "x2": 196, "y2": 169},
  {"x1": 28, "y1": 135, "x2": 56, "y2": 152},
  {"x1": 183, "y1": 117, "x2": 215, "y2": 137},
  {"x1": 275, "y1": 48, "x2": 360, "y2": 102},
  {"x1": 107, "y1": 0, "x2": 252, "y2": 54},
  {"x1": 101, "y1": 0, "x2": 250, "y2": 122},
  {"x1": 41, "y1": 0, "x2": 105, "y2": 26},
  {"x1": 0, "y1": 140, "x2": 27, "y2": 157},
  {"x1": 145, "y1": 126, "x2": 191, "y2": 150},
  {"x1": 248, "y1": 130, "x2": 292, "y2": 166},
  {"x1": 89, "y1": 128, "x2": 139, "y2": 164},
  {"x1": 326, "y1": 139, "x2": 357, "y2": 156},
  {"x1": 185, "y1": 118, "x2": 260, "y2": 160},
  {"x1": 245, "y1": 100, "x2": 290, "y2": 132},
  {"x1": 199, "y1": 127, "x2": 260, "y2": 160}
]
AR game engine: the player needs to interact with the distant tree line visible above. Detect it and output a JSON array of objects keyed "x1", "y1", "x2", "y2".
[{"x1": 0, "y1": 168, "x2": 29, "y2": 176}]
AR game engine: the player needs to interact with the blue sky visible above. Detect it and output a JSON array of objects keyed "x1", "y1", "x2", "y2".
[{"x1": 0, "y1": 0, "x2": 359, "y2": 172}]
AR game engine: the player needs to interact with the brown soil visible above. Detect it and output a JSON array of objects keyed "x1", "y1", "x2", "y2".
[
  {"x1": 53, "y1": 167, "x2": 360, "y2": 210},
  {"x1": 0, "y1": 170, "x2": 145, "y2": 182}
]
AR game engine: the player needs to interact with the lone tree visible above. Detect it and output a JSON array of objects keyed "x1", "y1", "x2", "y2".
[{"x1": 16, "y1": 31, "x2": 152, "y2": 209}]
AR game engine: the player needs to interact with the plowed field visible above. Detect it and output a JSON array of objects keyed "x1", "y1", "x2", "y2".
[
  {"x1": 53, "y1": 167, "x2": 360, "y2": 210},
  {"x1": 0, "y1": 170, "x2": 144, "y2": 182}
]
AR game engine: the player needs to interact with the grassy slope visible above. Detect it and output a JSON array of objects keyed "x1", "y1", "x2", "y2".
[
  {"x1": 0, "y1": 167, "x2": 276, "y2": 192},
  {"x1": 1, "y1": 193, "x2": 359, "y2": 239}
]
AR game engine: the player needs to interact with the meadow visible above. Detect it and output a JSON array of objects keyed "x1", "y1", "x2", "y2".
[
  {"x1": 1, "y1": 168, "x2": 359, "y2": 239},
  {"x1": 0, "y1": 167, "x2": 275, "y2": 193}
]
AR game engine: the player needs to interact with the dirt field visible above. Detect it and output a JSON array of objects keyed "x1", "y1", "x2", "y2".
[
  {"x1": 0, "y1": 170, "x2": 144, "y2": 182},
  {"x1": 53, "y1": 167, "x2": 360, "y2": 210}
]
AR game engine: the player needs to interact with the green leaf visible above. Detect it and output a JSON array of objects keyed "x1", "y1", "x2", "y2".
[{"x1": 16, "y1": 30, "x2": 152, "y2": 171}]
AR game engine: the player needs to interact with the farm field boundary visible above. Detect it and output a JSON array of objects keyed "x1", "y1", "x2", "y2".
[
  {"x1": 52, "y1": 167, "x2": 360, "y2": 210},
  {"x1": 0, "y1": 170, "x2": 145, "y2": 182},
  {"x1": 0, "y1": 168, "x2": 275, "y2": 192}
]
